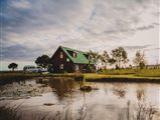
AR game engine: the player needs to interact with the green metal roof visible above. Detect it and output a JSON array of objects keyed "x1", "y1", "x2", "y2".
[{"x1": 60, "y1": 46, "x2": 94, "y2": 64}]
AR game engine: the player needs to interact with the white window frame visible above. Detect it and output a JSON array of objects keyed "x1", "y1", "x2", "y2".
[
  {"x1": 60, "y1": 52, "x2": 63, "y2": 58},
  {"x1": 73, "y1": 52, "x2": 77, "y2": 58},
  {"x1": 60, "y1": 64, "x2": 64, "y2": 69}
]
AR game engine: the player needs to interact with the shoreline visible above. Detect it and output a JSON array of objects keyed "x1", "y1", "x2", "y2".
[
  {"x1": 85, "y1": 77, "x2": 160, "y2": 83},
  {"x1": 84, "y1": 73, "x2": 160, "y2": 83},
  {"x1": 0, "y1": 72, "x2": 160, "y2": 85}
]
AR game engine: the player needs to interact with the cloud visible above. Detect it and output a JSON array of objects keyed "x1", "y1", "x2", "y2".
[
  {"x1": 10, "y1": 0, "x2": 31, "y2": 9},
  {"x1": 1, "y1": 44, "x2": 42, "y2": 61},
  {"x1": 124, "y1": 44, "x2": 151, "y2": 50},
  {"x1": 136, "y1": 24, "x2": 155, "y2": 31},
  {"x1": 0, "y1": 0, "x2": 159, "y2": 69},
  {"x1": 102, "y1": 23, "x2": 157, "y2": 34}
]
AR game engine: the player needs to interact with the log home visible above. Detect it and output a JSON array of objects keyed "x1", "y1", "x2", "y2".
[{"x1": 50, "y1": 46, "x2": 95, "y2": 73}]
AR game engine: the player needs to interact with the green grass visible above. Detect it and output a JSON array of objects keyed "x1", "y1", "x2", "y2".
[
  {"x1": 99, "y1": 69, "x2": 160, "y2": 77},
  {"x1": 135, "y1": 69, "x2": 160, "y2": 77},
  {"x1": 99, "y1": 69, "x2": 136, "y2": 75},
  {"x1": 84, "y1": 73, "x2": 145, "y2": 80}
]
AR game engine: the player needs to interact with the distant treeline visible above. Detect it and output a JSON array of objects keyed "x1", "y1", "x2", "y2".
[{"x1": 6, "y1": 47, "x2": 160, "y2": 71}]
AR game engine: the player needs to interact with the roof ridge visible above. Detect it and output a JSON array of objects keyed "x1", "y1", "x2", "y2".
[{"x1": 60, "y1": 46, "x2": 87, "y2": 54}]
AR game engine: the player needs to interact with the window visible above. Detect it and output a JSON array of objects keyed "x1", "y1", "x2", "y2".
[
  {"x1": 67, "y1": 58, "x2": 70, "y2": 62},
  {"x1": 84, "y1": 54, "x2": 89, "y2": 59},
  {"x1": 73, "y1": 52, "x2": 77, "y2": 58},
  {"x1": 60, "y1": 64, "x2": 64, "y2": 69},
  {"x1": 60, "y1": 52, "x2": 63, "y2": 58},
  {"x1": 75, "y1": 65, "x2": 79, "y2": 71},
  {"x1": 67, "y1": 50, "x2": 77, "y2": 58}
]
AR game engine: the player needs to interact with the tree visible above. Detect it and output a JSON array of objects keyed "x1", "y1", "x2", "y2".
[
  {"x1": 35, "y1": 55, "x2": 50, "y2": 68},
  {"x1": 87, "y1": 50, "x2": 101, "y2": 71},
  {"x1": 100, "y1": 50, "x2": 110, "y2": 69},
  {"x1": 139, "y1": 62, "x2": 145, "y2": 69},
  {"x1": 108, "y1": 58, "x2": 116, "y2": 65},
  {"x1": 87, "y1": 50, "x2": 101, "y2": 65},
  {"x1": 133, "y1": 50, "x2": 146, "y2": 69},
  {"x1": 8, "y1": 63, "x2": 18, "y2": 71},
  {"x1": 111, "y1": 47, "x2": 128, "y2": 68}
]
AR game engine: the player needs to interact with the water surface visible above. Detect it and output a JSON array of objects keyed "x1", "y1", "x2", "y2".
[{"x1": 0, "y1": 78, "x2": 159, "y2": 120}]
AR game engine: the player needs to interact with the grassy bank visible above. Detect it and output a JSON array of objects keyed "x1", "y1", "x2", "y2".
[
  {"x1": 84, "y1": 69, "x2": 160, "y2": 83},
  {"x1": 99, "y1": 69, "x2": 160, "y2": 77},
  {"x1": 84, "y1": 73, "x2": 160, "y2": 83}
]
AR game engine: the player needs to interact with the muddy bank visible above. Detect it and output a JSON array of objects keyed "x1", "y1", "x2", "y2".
[
  {"x1": 0, "y1": 80, "x2": 52, "y2": 101},
  {"x1": 0, "y1": 73, "x2": 83, "y2": 85}
]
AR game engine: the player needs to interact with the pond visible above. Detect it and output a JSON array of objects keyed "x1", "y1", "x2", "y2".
[{"x1": 0, "y1": 77, "x2": 160, "y2": 120}]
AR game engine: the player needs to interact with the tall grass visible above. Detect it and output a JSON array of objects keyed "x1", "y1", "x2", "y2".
[
  {"x1": 122, "y1": 101, "x2": 158, "y2": 120},
  {"x1": 0, "y1": 106, "x2": 20, "y2": 120}
]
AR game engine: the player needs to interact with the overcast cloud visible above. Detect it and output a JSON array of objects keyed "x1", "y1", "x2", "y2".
[{"x1": 0, "y1": 0, "x2": 159, "y2": 70}]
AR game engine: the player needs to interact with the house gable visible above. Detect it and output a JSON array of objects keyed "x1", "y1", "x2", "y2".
[{"x1": 51, "y1": 46, "x2": 73, "y2": 63}]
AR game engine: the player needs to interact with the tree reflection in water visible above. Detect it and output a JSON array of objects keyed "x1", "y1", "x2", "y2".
[
  {"x1": 49, "y1": 77, "x2": 76, "y2": 100},
  {"x1": 112, "y1": 88, "x2": 126, "y2": 98},
  {"x1": 136, "y1": 89, "x2": 145, "y2": 101}
]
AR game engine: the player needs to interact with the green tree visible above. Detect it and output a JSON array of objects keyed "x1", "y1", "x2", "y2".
[
  {"x1": 133, "y1": 50, "x2": 146, "y2": 69},
  {"x1": 87, "y1": 50, "x2": 101, "y2": 72},
  {"x1": 100, "y1": 50, "x2": 110, "y2": 69},
  {"x1": 35, "y1": 55, "x2": 50, "y2": 68},
  {"x1": 108, "y1": 58, "x2": 116, "y2": 65},
  {"x1": 139, "y1": 62, "x2": 145, "y2": 69},
  {"x1": 87, "y1": 50, "x2": 101, "y2": 65},
  {"x1": 111, "y1": 47, "x2": 128, "y2": 68},
  {"x1": 8, "y1": 63, "x2": 18, "y2": 71}
]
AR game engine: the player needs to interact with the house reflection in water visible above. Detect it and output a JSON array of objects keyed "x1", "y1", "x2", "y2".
[{"x1": 49, "y1": 77, "x2": 76, "y2": 99}]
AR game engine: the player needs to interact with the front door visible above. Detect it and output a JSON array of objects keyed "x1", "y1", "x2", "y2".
[{"x1": 75, "y1": 65, "x2": 79, "y2": 71}]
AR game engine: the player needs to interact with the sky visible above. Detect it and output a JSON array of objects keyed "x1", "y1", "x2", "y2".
[{"x1": 0, "y1": 0, "x2": 160, "y2": 70}]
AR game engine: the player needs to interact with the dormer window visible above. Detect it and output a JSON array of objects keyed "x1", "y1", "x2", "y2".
[
  {"x1": 73, "y1": 52, "x2": 77, "y2": 58},
  {"x1": 84, "y1": 54, "x2": 89, "y2": 59},
  {"x1": 67, "y1": 50, "x2": 77, "y2": 58},
  {"x1": 60, "y1": 52, "x2": 63, "y2": 58}
]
